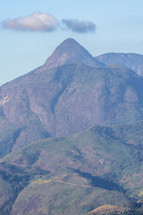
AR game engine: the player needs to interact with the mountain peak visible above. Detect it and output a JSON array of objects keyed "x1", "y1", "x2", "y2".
[
  {"x1": 57, "y1": 38, "x2": 79, "y2": 46},
  {"x1": 44, "y1": 38, "x2": 103, "y2": 68}
]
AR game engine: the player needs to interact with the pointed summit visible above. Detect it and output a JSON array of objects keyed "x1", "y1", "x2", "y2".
[{"x1": 44, "y1": 38, "x2": 103, "y2": 68}]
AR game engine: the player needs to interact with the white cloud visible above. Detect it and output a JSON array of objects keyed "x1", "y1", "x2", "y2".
[
  {"x1": 2, "y1": 12, "x2": 96, "y2": 34},
  {"x1": 2, "y1": 12, "x2": 59, "y2": 32}
]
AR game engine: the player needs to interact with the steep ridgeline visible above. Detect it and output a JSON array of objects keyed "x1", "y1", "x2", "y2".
[
  {"x1": 1, "y1": 39, "x2": 143, "y2": 155},
  {"x1": 95, "y1": 52, "x2": 143, "y2": 76}
]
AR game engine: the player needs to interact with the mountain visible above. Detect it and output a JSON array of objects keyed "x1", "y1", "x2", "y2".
[
  {"x1": 44, "y1": 38, "x2": 104, "y2": 68},
  {"x1": 95, "y1": 52, "x2": 143, "y2": 76},
  {"x1": 1, "y1": 38, "x2": 143, "y2": 214},
  {"x1": 1, "y1": 39, "x2": 143, "y2": 156},
  {"x1": 1, "y1": 122, "x2": 143, "y2": 214}
]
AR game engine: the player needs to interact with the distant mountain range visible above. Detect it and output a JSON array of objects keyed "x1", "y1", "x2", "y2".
[
  {"x1": 95, "y1": 52, "x2": 143, "y2": 76},
  {"x1": 0, "y1": 38, "x2": 143, "y2": 214}
]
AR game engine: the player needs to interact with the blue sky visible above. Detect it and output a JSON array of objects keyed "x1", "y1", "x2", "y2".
[{"x1": 0, "y1": 0, "x2": 143, "y2": 85}]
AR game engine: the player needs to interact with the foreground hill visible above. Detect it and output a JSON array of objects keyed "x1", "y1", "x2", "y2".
[
  {"x1": 95, "y1": 53, "x2": 143, "y2": 76},
  {"x1": 0, "y1": 122, "x2": 143, "y2": 214},
  {"x1": 1, "y1": 39, "x2": 143, "y2": 156}
]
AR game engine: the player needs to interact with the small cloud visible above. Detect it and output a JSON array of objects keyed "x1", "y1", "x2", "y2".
[
  {"x1": 62, "y1": 19, "x2": 96, "y2": 33},
  {"x1": 2, "y1": 12, "x2": 59, "y2": 32}
]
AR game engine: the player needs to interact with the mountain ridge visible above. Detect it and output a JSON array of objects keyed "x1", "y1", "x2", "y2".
[{"x1": 95, "y1": 52, "x2": 143, "y2": 76}]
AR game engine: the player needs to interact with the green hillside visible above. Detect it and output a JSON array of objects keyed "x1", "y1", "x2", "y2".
[{"x1": 1, "y1": 122, "x2": 143, "y2": 214}]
